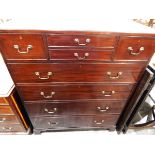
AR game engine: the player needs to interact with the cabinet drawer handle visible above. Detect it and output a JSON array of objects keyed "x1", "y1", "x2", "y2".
[
  {"x1": 2, "y1": 127, "x2": 12, "y2": 131},
  {"x1": 44, "y1": 108, "x2": 57, "y2": 114},
  {"x1": 74, "y1": 52, "x2": 89, "y2": 60},
  {"x1": 107, "y1": 72, "x2": 122, "y2": 79},
  {"x1": 40, "y1": 91, "x2": 55, "y2": 99},
  {"x1": 128, "y1": 46, "x2": 144, "y2": 56},
  {"x1": 35, "y1": 72, "x2": 52, "y2": 80},
  {"x1": 74, "y1": 38, "x2": 91, "y2": 46},
  {"x1": 94, "y1": 120, "x2": 104, "y2": 125},
  {"x1": 13, "y1": 45, "x2": 33, "y2": 54},
  {"x1": 47, "y1": 121, "x2": 58, "y2": 126},
  {"x1": 97, "y1": 106, "x2": 109, "y2": 112},
  {"x1": 102, "y1": 91, "x2": 115, "y2": 96},
  {"x1": 0, "y1": 118, "x2": 6, "y2": 123}
]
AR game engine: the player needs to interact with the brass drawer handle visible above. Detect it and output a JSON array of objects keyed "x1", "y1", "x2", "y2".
[
  {"x1": 2, "y1": 127, "x2": 12, "y2": 131},
  {"x1": 94, "y1": 120, "x2": 104, "y2": 125},
  {"x1": 40, "y1": 91, "x2": 55, "y2": 99},
  {"x1": 74, "y1": 38, "x2": 91, "y2": 46},
  {"x1": 97, "y1": 106, "x2": 109, "y2": 112},
  {"x1": 44, "y1": 108, "x2": 57, "y2": 114},
  {"x1": 102, "y1": 91, "x2": 115, "y2": 96},
  {"x1": 47, "y1": 121, "x2": 58, "y2": 126},
  {"x1": 128, "y1": 46, "x2": 144, "y2": 56},
  {"x1": 35, "y1": 72, "x2": 52, "y2": 80},
  {"x1": 74, "y1": 52, "x2": 89, "y2": 60},
  {"x1": 0, "y1": 118, "x2": 6, "y2": 123},
  {"x1": 13, "y1": 45, "x2": 33, "y2": 54},
  {"x1": 107, "y1": 72, "x2": 122, "y2": 79}
]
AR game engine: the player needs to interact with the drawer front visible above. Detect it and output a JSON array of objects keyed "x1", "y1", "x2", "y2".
[
  {"x1": 0, "y1": 98, "x2": 9, "y2": 105},
  {"x1": 0, "y1": 115, "x2": 19, "y2": 124},
  {"x1": 115, "y1": 36, "x2": 155, "y2": 61},
  {"x1": 18, "y1": 84, "x2": 133, "y2": 101},
  {"x1": 47, "y1": 34, "x2": 116, "y2": 48},
  {"x1": 8, "y1": 63, "x2": 146, "y2": 83},
  {"x1": 0, "y1": 106, "x2": 14, "y2": 115},
  {"x1": 25, "y1": 100, "x2": 125, "y2": 117},
  {"x1": 49, "y1": 49, "x2": 113, "y2": 61},
  {"x1": 0, "y1": 124, "x2": 25, "y2": 132},
  {"x1": 0, "y1": 34, "x2": 47, "y2": 60},
  {"x1": 31, "y1": 115, "x2": 118, "y2": 129}
]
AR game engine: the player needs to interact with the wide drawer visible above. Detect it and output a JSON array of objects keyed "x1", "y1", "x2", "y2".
[
  {"x1": 0, "y1": 106, "x2": 14, "y2": 115},
  {"x1": 115, "y1": 36, "x2": 155, "y2": 61},
  {"x1": 49, "y1": 49, "x2": 113, "y2": 61},
  {"x1": 31, "y1": 115, "x2": 119, "y2": 129},
  {"x1": 8, "y1": 63, "x2": 146, "y2": 83},
  {"x1": 47, "y1": 34, "x2": 116, "y2": 48},
  {"x1": 0, "y1": 34, "x2": 47, "y2": 60},
  {"x1": 18, "y1": 84, "x2": 133, "y2": 101},
  {"x1": 25, "y1": 100, "x2": 126, "y2": 117},
  {"x1": 0, "y1": 115, "x2": 19, "y2": 124},
  {"x1": 0, "y1": 124, "x2": 25, "y2": 132}
]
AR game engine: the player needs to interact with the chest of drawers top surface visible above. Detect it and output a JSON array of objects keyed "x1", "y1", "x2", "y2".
[{"x1": 0, "y1": 19, "x2": 155, "y2": 33}]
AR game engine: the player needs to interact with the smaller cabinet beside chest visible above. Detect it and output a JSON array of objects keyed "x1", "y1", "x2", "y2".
[{"x1": 0, "y1": 88, "x2": 31, "y2": 134}]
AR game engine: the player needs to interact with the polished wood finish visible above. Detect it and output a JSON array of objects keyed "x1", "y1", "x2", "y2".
[
  {"x1": 0, "y1": 34, "x2": 47, "y2": 60},
  {"x1": 17, "y1": 84, "x2": 133, "y2": 101},
  {"x1": 115, "y1": 36, "x2": 155, "y2": 61},
  {"x1": 8, "y1": 63, "x2": 145, "y2": 83},
  {"x1": 47, "y1": 34, "x2": 116, "y2": 48},
  {"x1": 24, "y1": 100, "x2": 125, "y2": 117},
  {"x1": 31, "y1": 115, "x2": 118, "y2": 129},
  {"x1": 1, "y1": 30, "x2": 154, "y2": 134},
  {"x1": 49, "y1": 49, "x2": 113, "y2": 61}
]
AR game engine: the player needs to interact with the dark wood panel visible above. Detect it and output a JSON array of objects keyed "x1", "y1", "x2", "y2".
[
  {"x1": 49, "y1": 49, "x2": 113, "y2": 61},
  {"x1": 0, "y1": 33, "x2": 47, "y2": 60},
  {"x1": 8, "y1": 63, "x2": 146, "y2": 83},
  {"x1": 31, "y1": 115, "x2": 119, "y2": 129},
  {"x1": 24, "y1": 100, "x2": 126, "y2": 116},
  {"x1": 18, "y1": 84, "x2": 133, "y2": 101},
  {"x1": 47, "y1": 34, "x2": 116, "y2": 48},
  {"x1": 115, "y1": 36, "x2": 155, "y2": 61}
]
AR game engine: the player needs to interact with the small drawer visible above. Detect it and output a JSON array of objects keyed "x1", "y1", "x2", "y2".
[
  {"x1": 8, "y1": 63, "x2": 146, "y2": 84},
  {"x1": 0, "y1": 115, "x2": 19, "y2": 124},
  {"x1": 47, "y1": 34, "x2": 116, "y2": 48},
  {"x1": 0, "y1": 124, "x2": 25, "y2": 132},
  {"x1": 0, "y1": 106, "x2": 14, "y2": 115},
  {"x1": 25, "y1": 100, "x2": 125, "y2": 117},
  {"x1": 18, "y1": 84, "x2": 134, "y2": 101},
  {"x1": 49, "y1": 49, "x2": 113, "y2": 61},
  {"x1": 0, "y1": 34, "x2": 47, "y2": 60},
  {"x1": 0, "y1": 98, "x2": 9, "y2": 105},
  {"x1": 115, "y1": 36, "x2": 155, "y2": 61},
  {"x1": 31, "y1": 115, "x2": 118, "y2": 129}
]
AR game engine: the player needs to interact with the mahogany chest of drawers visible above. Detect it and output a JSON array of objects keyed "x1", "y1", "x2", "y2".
[{"x1": 0, "y1": 30, "x2": 154, "y2": 134}]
